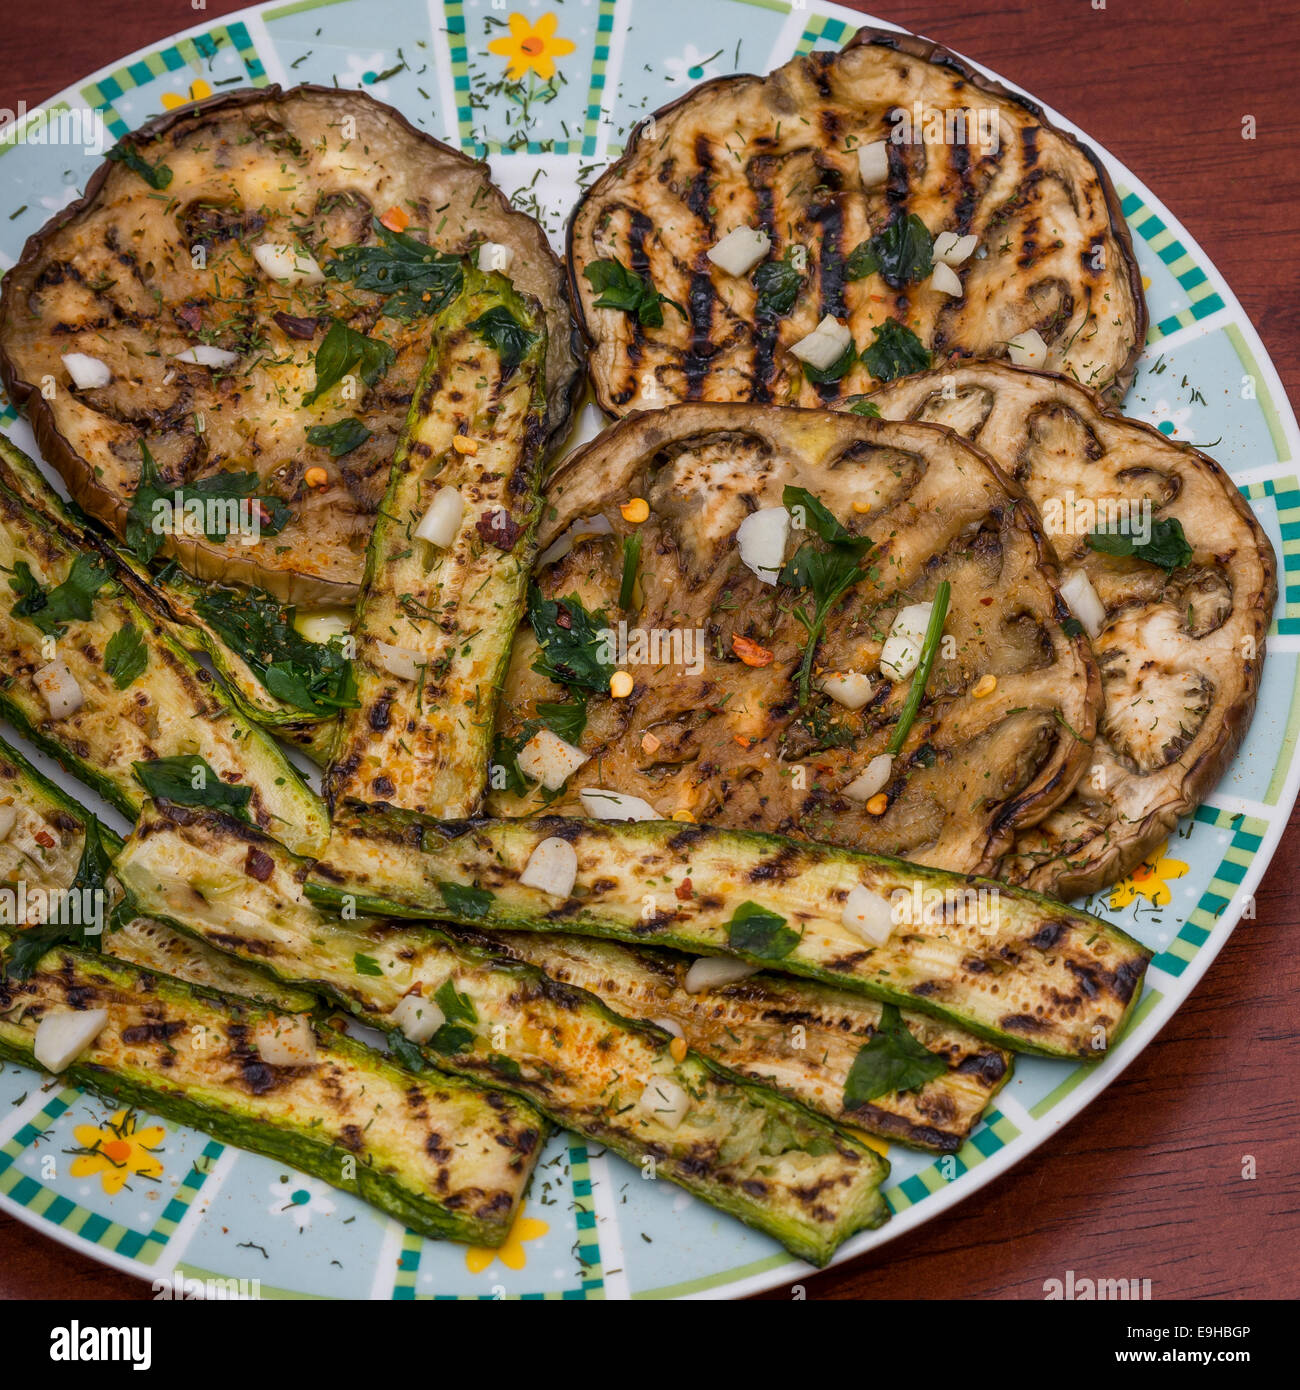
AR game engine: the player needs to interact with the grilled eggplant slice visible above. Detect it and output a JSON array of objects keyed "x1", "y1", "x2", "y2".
[
  {"x1": 0, "y1": 730, "x2": 314, "y2": 1011},
  {"x1": 306, "y1": 812, "x2": 1151, "y2": 1059},
  {"x1": 0, "y1": 478, "x2": 329, "y2": 855},
  {"x1": 868, "y1": 362, "x2": 1277, "y2": 896},
  {"x1": 481, "y1": 931, "x2": 1010, "y2": 1152},
  {"x1": 0, "y1": 931, "x2": 541, "y2": 1247},
  {"x1": 325, "y1": 272, "x2": 547, "y2": 818},
  {"x1": 117, "y1": 802, "x2": 890, "y2": 1266},
  {"x1": 493, "y1": 404, "x2": 1099, "y2": 875},
  {"x1": 568, "y1": 27, "x2": 1144, "y2": 416},
  {"x1": 0, "y1": 85, "x2": 581, "y2": 605}
]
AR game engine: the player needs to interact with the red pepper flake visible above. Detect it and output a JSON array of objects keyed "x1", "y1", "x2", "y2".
[
  {"x1": 555, "y1": 606, "x2": 572, "y2": 630},
  {"x1": 34, "y1": 830, "x2": 56, "y2": 849},
  {"x1": 980, "y1": 595, "x2": 994, "y2": 606},
  {"x1": 476, "y1": 509, "x2": 521, "y2": 551},
  {"x1": 244, "y1": 847, "x2": 274, "y2": 882},
  {"x1": 273, "y1": 310, "x2": 319, "y2": 340},
  {"x1": 732, "y1": 634, "x2": 774, "y2": 667},
  {"x1": 174, "y1": 303, "x2": 203, "y2": 332},
  {"x1": 675, "y1": 878, "x2": 694, "y2": 901}
]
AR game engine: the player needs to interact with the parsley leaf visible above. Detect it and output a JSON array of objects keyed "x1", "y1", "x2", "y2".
[
  {"x1": 104, "y1": 622, "x2": 148, "y2": 690},
  {"x1": 844, "y1": 396, "x2": 881, "y2": 417},
  {"x1": 802, "y1": 340, "x2": 857, "y2": 385},
  {"x1": 1087, "y1": 517, "x2": 1192, "y2": 573},
  {"x1": 427, "y1": 1023, "x2": 476, "y2": 1056},
  {"x1": 106, "y1": 140, "x2": 171, "y2": 190},
  {"x1": 3, "y1": 817, "x2": 113, "y2": 980},
  {"x1": 469, "y1": 305, "x2": 538, "y2": 372},
  {"x1": 583, "y1": 258, "x2": 685, "y2": 329},
  {"x1": 783, "y1": 485, "x2": 871, "y2": 553},
  {"x1": 726, "y1": 902, "x2": 800, "y2": 960},
  {"x1": 535, "y1": 700, "x2": 587, "y2": 744},
  {"x1": 843, "y1": 1004, "x2": 948, "y2": 1106},
  {"x1": 354, "y1": 953, "x2": 384, "y2": 977},
  {"x1": 862, "y1": 317, "x2": 931, "y2": 382},
  {"x1": 132, "y1": 755, "x2": 252, "y2": 821},
  {"x1": 753, "y1": 250, "x2": 803, "y2": 318},
  {"x1": 324, "y1": 220, "x2": 463, "y2": 320},
  {"x1": 528, "y1": 586, "x2": 615, "y2": 694},
  {"x1": 193, "y1": 586, "x2": 357, "y2": 716},
  {"x1": 845, "y1": 214, "x2": 933, "y2": 288},
  {"x1": 306, "y1": 418, "x2": 372, "y2": 457},
  {"x1": 9, "y1": 552, "x2": 110, "y2": 636},
  {"x1": 436, "y1": 881, "x2": 493, "y2": 920},
  {"x1": 303, "y1": 320, "x2": 395, "y2": 406},
  {"x1": 434, "y1": 977, "x2": 478, "y2": 1025}
]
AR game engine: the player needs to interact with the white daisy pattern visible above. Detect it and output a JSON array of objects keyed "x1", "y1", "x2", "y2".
[
  {"x1": 268, "y1": 1174, "x2": 336, "y2": 1231},
  {"x1": 337, "y1": 51, "x2": 394, "y2": 103},
  {"x1": 664, "y1": 44, "x2": 723, "y2": 88},
  {"x1": 1142, "y1": 397, "x2": 1193, "y2": 438}
]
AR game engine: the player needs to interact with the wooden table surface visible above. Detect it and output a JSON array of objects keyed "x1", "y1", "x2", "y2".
[{"x1": 1, "y1": 0, "x2": 1297, "y2": 1302}]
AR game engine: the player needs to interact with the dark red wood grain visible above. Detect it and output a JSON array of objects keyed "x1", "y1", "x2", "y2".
[{"x1": 0, "y1": 0, "x2": 1296, "y2": 1302}]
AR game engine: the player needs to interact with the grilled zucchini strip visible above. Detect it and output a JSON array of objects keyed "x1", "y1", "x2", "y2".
[
  {"x1": 0, "y1": 731, "x2": 314, "y2": 1011},
  {"x1": 0, "y1": 931, "x2": 540, "y2": 1246},
  {"x1": 324, "y1": 271, "x2": 548, "y2": 818},
  {"x1": 0, "y1": 478, "x2": 329, "y2": 856},
  {"x1": 0, "y1": 434, "x2": 339, "y2": 761},
  {"x1": 117, "y1": 802, "x2": 890, "y2": 1266},
  {"x1": 485, "y1": 931, "x2": 1011, "y2": 1153},
  {"x1": 307, "y1": 813, "x2": 1151, "y2": 1059}
]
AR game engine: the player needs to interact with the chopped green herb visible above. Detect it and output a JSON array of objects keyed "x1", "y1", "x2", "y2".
[
  {"x1": 106, "y1": 141, "x2": 172, "y2": 190},
  {"x1": 843, "y1": 1004, "x2": 948, "y2": 1105},
  {"x1": 863, "y1": 318, "x2": 931, "y2": 382},
  {"x1": 845, "y1": 214, "x2": 933, "y2": 288},
  {"x1": 104, "y1": 622, "x2": 148, "y2": 690},
  {"x1": 303, "y1": 320, "x2": 395, "y2": 406},
  {"x1": 583, "y1": 257, "x2": 685, "y2": 329},
  {"x1": 324, "y1": 220, "x2": 463, "y2": 320},
  {"x1": 619, "y1": 533, "x2": 642, "y2": 610},
  {"x1": 468, "y1": 304, "x2": 538, "y2": 371},
  {"x1": 885, "y1": 580, "x2": 951, "y2": 757},
  {"x1": 436, "y1": 881, "x2": 493, "y2": 919},
  {"x1": 131, "y1": 755, "x2": 252, "y2": 821},
  {"x1": 1087, "y1": 516, "x2": 1192, "y2": 572},
  {"x1": 726, "y1": 901, "x2": 800, "y2": 960},
  {"x1": 306, "y1": 418, "x2": 372, "y2": 457}
]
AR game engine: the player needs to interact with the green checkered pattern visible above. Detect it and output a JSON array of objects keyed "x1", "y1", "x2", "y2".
[
  {"x1": 794, "y1": 12, "x2": 852, "y2": 56},
  {"x1": 444, "y1": 0, "x2": 617, "y2": 157},
  {"x1": 1119, "y1": 189, "x2": 1226, "y2": 341},
  {"x1": 0, "y1": 1088, "x2": 223, "y2": 1266},
  {"x1": 885, "y1": 1109, "x2": 1020, "y2": 1213},
  {"x1": 1148, "y1": 807, "x2": 1265, "y2": 977},
  {"x1": 1239, "y1": 476, "x2": 1300, "y2": 634},
  {"x1": 81, "y1": 22, "x2": 268, "y2": 140}
]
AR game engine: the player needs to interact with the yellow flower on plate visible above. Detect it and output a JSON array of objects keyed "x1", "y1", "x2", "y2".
[
  {"x1": 1107, "y1": 840, "x2": 1189, "y2": 910},
  {"x1": 69, "y1": 1108, "x2": 164, "y2": 1195},
  {"x1": 465, "y1": 1211, "x2": 549, "y2": 1274},
  {"x1": 161, "y1": 79, "x2": 213, "y2": 111},
  {"x1": 487, "y1": 13, "x2": 575, "y2": 82}
]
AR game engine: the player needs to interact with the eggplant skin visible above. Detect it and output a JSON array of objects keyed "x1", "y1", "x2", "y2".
[
  {"x1": 0, "y1": 933, "x2": 542, "y2": 1248},
  {"x1": 868, "y1": 362, "x2": 1278, "y2": 898},
  {"x1": 567, "y1": 26, "x2": 1145, "y2": 415},
  {"x1": 494, "y1": 402, "x2": 1100, "y2": 877},
  {"x1": 0, "y1": 84, "x2": 583, "y2": 606}
]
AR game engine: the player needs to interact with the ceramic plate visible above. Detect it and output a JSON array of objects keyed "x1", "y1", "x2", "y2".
[{"x1": 0, "y1": 0, "x2": 1296, "y2": 1300}]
